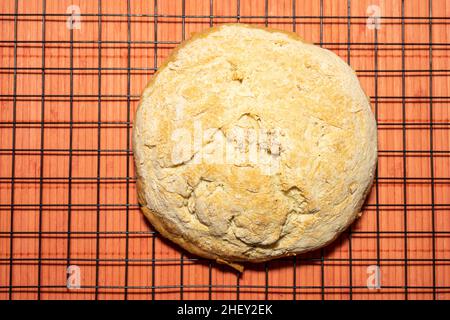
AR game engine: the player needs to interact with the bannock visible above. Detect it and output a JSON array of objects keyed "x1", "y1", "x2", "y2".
[{"x1": 133, "y1": 24, "x2": 377, "y2": 271}]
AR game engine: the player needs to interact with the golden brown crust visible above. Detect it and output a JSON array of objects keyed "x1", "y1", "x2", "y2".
[
  {"x1": 133, "y1": 24, "x2": 311, "y2": 113},
  {"x1": 133, "y1": 23, "x2": 377, "y2": 270},
  {"x1": 137, "y1": 180, "x2": 244, "y2": 271}
]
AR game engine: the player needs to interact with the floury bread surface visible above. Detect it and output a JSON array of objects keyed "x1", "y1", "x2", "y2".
[{"x1": 133, "y1": 24, "x2": 377, "y2": 270}]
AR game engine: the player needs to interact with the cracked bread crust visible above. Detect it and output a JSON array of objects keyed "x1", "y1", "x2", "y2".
[{"x1": 133, "y1": 24, "x2": 377, "y2": 271}]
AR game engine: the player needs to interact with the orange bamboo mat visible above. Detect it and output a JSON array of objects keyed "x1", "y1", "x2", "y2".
[{"x1": 0, "y1": 0, "x2": 449, "y2": 300}]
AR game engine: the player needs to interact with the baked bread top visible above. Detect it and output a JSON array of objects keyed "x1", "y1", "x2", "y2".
[{"x1": 133, "y1": 24, "x2": 377, "y2": 271}]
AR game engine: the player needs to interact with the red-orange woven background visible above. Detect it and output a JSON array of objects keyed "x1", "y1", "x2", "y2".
[{"x1": 0, "y1": 0, "x2": 449, "y2": 300}]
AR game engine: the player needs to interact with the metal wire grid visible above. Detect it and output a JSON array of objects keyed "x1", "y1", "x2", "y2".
[{"x1": 0, "y1": 0, "x2": 449, "y2": 300}]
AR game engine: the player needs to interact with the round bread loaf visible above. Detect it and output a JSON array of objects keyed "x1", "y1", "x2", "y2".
[{"x1": 133, "y1": 24, "x2": 377, "y2": 271}]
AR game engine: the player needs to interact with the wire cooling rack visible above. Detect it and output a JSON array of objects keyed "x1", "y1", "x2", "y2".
[{"x1": 0, "y1": 0, "x2": 449, "y2": 300}]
